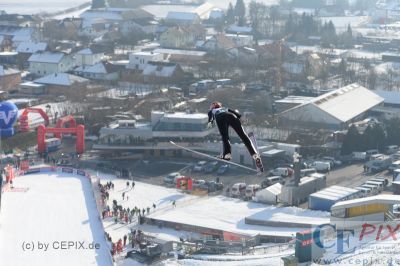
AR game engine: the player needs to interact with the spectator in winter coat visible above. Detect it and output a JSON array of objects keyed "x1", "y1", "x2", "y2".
[{"x1": 123, "y1": 235, "x2": 127, "y2": 247}]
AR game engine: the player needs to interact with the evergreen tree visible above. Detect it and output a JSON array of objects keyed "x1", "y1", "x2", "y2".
[
  {"x1": 386, "y1": 118, "x2": 400, "y2": 146},
  {"x1": 92, "y1": 0, "x2": 106, "y2": 9},
  {"x1": 284, "y1": 14, "x2": 295, "y2": 35},
  {"x1": 362, "y1": 124, "x2": 386, "y2": 152},
  {"x1": 226, "y1": 2, "x2": 235, "y2": 24},
  {"x1": 341, "y1": 124, "x2": 361, "y2": 155},
  {"x1": 372, "y1": 124, "x2": 387, "y2": 152},
  {"x1": 234, "y1": 0, "x2": 246, "y2": 26}
]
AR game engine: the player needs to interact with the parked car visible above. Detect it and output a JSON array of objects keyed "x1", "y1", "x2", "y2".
[
  {"x1": 311, "y1": 161, "x2": 331, "y2": 173},
  {"x1": 352, "y1": 152, "x2": 367, "y2": 161},
  {"x1": 245, "y1": 184, "x2": 261, "y2": 200},
  {"x1": 164, "y1": 172, "x2": 181, "y2": 184},
  {"x1": 193, "y1": 179, "x2": 206, "y2": 189},
  {"x1": 322, "y1": 157, "x2": 342, "y2": 167},
  {"x1": 389, "y1": 160, "x2": 400, "y2": 173},
  {"x1": 269, "y1": 167, "x2": 292, "y2": 177},
  {"x1": 206, "y1": 181, "x2": 224, "y2": 192},
  {"x1": 261, "y1": 176, "x2": 284, "y2": 188},
  {"x1": 217, "y1": 164, "x2": 229, "y2": 175},
  {"x1": 204, "y1": 161, "x2": 218, "y2": 173},
  {"x1": 386, "y1": 145, "x2": 399, "y2": 154},
  {"x1": 231, "y1": 183, "x2": 247, "y2": 198},
  {"x1": 193, "y1": 161, "x2": 207, "y2": 172},
  {"x1": 196, "y1": 180, "x2": 223, "y2": 192},
  {"x1": 366, "y1": 149, "x2": 379, "y2": 159}
]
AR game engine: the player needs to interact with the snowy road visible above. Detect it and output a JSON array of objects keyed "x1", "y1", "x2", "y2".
[{"x1": 0, "y1": 171, "x2": 111, "y2": 266}]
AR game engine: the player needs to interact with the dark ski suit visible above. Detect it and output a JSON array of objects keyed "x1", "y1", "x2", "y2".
[{"x1": 208, "y1": 107, "x2": 257, "y2": 157}]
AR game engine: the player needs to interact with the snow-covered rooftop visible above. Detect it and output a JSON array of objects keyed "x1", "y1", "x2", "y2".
[
  {"x1": 80, "y1": 10, "x2": 122, "y2": 21},
  {"x1": 153, "y1": 48, "x2": 206, "y2": 57},
  {"x1": 28, "y1": 52, "x2": 65, "y2": 63},
  {"x1": 142, "y1": 62, "x2": 179, "y2": 77},
  {"x1": 16, "y1": 42, "x2": 47, "y2": 54},
  {"x1": 332, "y1": 194, "x2": 400, "y2": 210},
  {"x1": 275, "y1": 95, "x2": 315, "y2": 104},
  {"x1": 148, "y1": 195, "x2": 330, "y2": 237},
  {"x1": 166, "y1": 11, "x2": 199, "y2": 21},
  {"x1": 34, "y1": 73, "x2": 89, "y2": 86},
  {"x1": 163, "y1": 112, "x2": 207, "y2": 120},
  {"x1": 74, "y1": 62, "x2": 111, "y2": 74},
  {"x1": 310, "y1": 185, "x2": 359, "y2": 201},
  {"x1": 226, "y1": 25, "x2": 253, "y2": 34},
  {"x1": 77, "y1": 48, "x2": 95, "y2": 55},
  {"x1": 375, "y1": 90, "x2": 400, "y2": 105},
  {"x1": 310, "y1": 84, "x2": 384, "y2": 122},
  {"x1": 0, "y1": 65, "x2": 20, "y2": 76}
]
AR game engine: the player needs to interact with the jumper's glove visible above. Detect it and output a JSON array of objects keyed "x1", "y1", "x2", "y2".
[{"x1": 207, "y1": 121, "x2": 214, "y2": 128}]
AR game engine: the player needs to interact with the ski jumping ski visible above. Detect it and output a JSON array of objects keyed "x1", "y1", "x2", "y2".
[{"x1": 169, "y1": 141, "x2": 259, "y2": 173}]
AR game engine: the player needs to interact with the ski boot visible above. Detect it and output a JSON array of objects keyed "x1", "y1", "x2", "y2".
[
  {"x1": 253, "y1": 153, "x2": 264, "y2": 173},
  {"x1": 217, "y1": 153, "x2": 232, "y2": 161}
]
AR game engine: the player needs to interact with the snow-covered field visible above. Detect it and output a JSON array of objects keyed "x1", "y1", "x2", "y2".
[
  {"x1": 318, "y1": 16, "x2": 370, "y2": 32},
  {"x1": 207, "y1": 0, "x2": 278, "y2": 9},
  {"x1": 0, "y1": 171, "x2": 111, "y2": 266},
  {"x1": 0, "y1": 0, "x2": 89, "y2": 14}
]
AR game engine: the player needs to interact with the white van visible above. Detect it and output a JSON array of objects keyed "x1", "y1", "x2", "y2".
[
  {"x1": 366, "y1": 149, "x2": 379, "y2": 159},
  {"x1": 370, "y1": 153, "x2": 384, "y2": 161},
  {"x1": 365, "y1": 181, "x2": 384, "y2": 191},
  {"x1": 312, "y1": 161, "x2": 331, "y2": 173},
  {"x1": 245, "y1": 184, "x2": 261, "y2": 200},
  {"x1": 352, "y1": 152, "x2": 367, "y2": 161},
  {"x1": 355, "y1": 186, "x2": 371, "y2": 196},
  {"x1": 361, "y1": 184, "x2": 379, "y2": 195},
  {"x1": 389, "y1": 160, "x2": 400, "y2": 173},
  {"x1": 370, "y1": 177, "x2": 388, "y2": 186},
  {"x1": 261, "y1": 176, "x2": 284, "y2": 188},
  {"x1": 270, "y1": 167, "x2": 291, "y2": 177},
  {"x1": 231, "y1": 183, "x2": 247, "y2": 198}
]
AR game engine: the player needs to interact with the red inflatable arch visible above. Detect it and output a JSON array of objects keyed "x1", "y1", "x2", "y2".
[
  {"x1": 19, "y1": 107, "x2": 50, "y2": 132},
  {"x1": 37, "y1": 124, "x2": 85, "y2": 154},
  {"x1": 54, "y1": 115, "x2": 77, "y2": 138}
]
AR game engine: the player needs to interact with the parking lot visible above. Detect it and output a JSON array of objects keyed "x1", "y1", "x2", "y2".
[{"x1": 90, "y1": 156, "x2": 393, "y2": 194}]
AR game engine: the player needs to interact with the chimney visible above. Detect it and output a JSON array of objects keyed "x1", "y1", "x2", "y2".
[{"x1": 293, "y1": 152, "x2": 301, "y2": 187}]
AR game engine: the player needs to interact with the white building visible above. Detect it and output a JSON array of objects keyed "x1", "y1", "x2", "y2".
[
  {"x1": 97, "y1": 111, "x2": 212, "y2": 146},
  {"x1": 127, "y1": 51, "x2": 163, "y2": 70},
  {"x1": 73, "y1": 61, "x2": 120, "y2": 80},
  {"x1": 75, "y1": 48, "x2": 103, "y2": 66},
  {"x1": 225, "y1": 34, "x2": 254, "y2": 47},
  {"x1": 28, "y1": 52, "x2": 74, "y2": 76},
  {"x1": 279, "y1": 84, "x2": 384, "y2": 130}
]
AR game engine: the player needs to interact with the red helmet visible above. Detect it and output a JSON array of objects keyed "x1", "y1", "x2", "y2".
[{"x1": 210, "y1": 101, "x2": 222, "y2": 109}]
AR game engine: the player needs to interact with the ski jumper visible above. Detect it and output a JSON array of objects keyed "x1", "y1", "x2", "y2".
[{"x1": 208, "y1": 107, "x2": 257, "y2": 157}]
